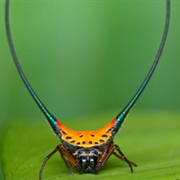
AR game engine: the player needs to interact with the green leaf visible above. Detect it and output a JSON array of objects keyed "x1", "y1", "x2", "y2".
[{"x1": 2, "y1": 112, "x2": 180, "y2": 179}]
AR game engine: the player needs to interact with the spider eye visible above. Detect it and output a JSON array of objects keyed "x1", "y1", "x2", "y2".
[
  {"x1": 81, "y1": 158, "x2": 87, "y2": 170},
  {"x1": 89, "y1": 157, "x2": 95, "y2": 168}
]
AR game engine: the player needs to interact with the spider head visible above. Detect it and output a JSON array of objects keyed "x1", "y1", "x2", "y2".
[{"x1": 76, "y1": 148, "x2": 100, "y2": 173}]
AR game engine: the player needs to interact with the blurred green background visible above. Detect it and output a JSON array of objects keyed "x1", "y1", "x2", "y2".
[
  {"x1": 0, "y1": 0, "x2": 180, "y2": 179},
  {"x1": 1, "y1": 0, "x2": 180, "y2": 121}
]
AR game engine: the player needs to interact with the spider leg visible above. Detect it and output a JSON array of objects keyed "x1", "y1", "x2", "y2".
[
  {"x1": 39, "y1": 144, "x2": 76, "y2": 180},
  {"x1": 113, "y1": 144, "x2": 137, "y2": 173},
  {"x1": 112, "y1": 151, "x2": 137, "y2": 167},
  {"x1": 57, "y1": 145, "x2": 76, "y2": 175},
  {"x1": 95, "y1": 141, "x2": 137, "y2": 174},
  {"x1": 39, "y1": 146, "x2": 58, "y2": 180},
  {"x1": 95, "y1": 141, "x2": 114, "y2": 173}
]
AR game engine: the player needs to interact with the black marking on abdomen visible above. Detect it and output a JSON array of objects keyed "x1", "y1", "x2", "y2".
[
  {"x1": 62, "y1": 130, "x2": 67, "y2": 135},
  {"x1": 66, "y1": 136, "x2": 72, "y2": 140},
  {"x1": 102, "y1": 134, "x2": 108, "y2": 138},
  {"x1": 99, "y1": 139, "x2": 104, "y2": 143}
]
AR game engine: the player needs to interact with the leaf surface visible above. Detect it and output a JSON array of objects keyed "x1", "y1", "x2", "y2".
[{"x1": 2, "y1": 112, "x2": 180, "y2": 179}]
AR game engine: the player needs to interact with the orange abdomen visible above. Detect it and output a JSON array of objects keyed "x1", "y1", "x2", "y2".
[{"x1": 56, "y1": 118, "x2": 116, "y2": 148}]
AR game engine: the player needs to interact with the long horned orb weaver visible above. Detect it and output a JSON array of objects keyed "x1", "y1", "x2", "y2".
[{"x1": 5, "y1": 0, "x2": 170, "y2": 179}]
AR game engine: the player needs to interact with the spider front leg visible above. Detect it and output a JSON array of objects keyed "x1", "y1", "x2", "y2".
[
  {"x1": 94, "y1": 141, "x2": 116, "y2": 173},
  {"x1": 113, "y1": 144, "x2": 137, "y2": 172},
  {"x1": 95, "y1": 141, "x2": 137, "y2": 174},
  {"x1": 39, "y1": 144, "x2": 76, "y2": 180}
]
